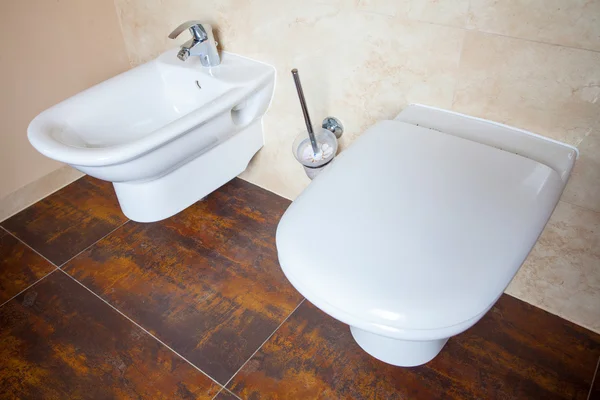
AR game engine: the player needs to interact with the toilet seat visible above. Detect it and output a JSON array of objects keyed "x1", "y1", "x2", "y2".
[{"x1": 276, "y1": 119, "x2": 567, "y2": 337}]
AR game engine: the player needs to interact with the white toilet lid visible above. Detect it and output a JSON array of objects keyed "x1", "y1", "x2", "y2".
[{"x1": 276, "y1": 120, "x2": 565, "y2": 331}]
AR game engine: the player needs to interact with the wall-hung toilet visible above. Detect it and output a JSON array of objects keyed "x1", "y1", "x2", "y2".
[{"x1": 276, "y1": 104, "x2": 578, "y2": 367}]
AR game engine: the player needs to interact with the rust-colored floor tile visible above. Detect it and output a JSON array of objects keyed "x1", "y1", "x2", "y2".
[
  {"x1": 1, "y1": 176, "x2": 127, "y2": 266},
  {"x1": 214, "y1": 389, "x2": 241, "y2": 400},
  {"x1": 0, "y1": 271, "x2": 220, "y2": 399},
  {"x1": 0, "y1": 229, "x2": 55, "y2": 304},
  {"x1": 64, "y1": 178, "x2": 303, "y2": 384},
  {"x1": 228, "y1": 296, "x2": 600, "y2": 400},
  {"x1": 590, "y1": 358, "x2": 600, "y2": 400}
]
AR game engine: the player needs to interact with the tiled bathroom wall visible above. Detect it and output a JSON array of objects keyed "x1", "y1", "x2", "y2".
[
  {"x1": 0, "y1": 0, "x2": 129, "y2": 219},
  {"x1": 113, "y1": 0, "x2": 600, "y2": 332}
]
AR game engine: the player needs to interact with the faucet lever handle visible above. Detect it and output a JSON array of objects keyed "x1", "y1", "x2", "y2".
[{"x1": 168, "y1": 20, "x2": 208, "y2": 41}]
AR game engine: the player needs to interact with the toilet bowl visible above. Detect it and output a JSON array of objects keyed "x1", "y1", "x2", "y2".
[{"x1": 276, "y1": 104, "x2": 578, "y2": 367}]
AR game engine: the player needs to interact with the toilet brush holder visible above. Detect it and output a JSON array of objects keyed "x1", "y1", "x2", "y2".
[{"x1": 293, "y1": 128, "x2": 338, "y2": 180}]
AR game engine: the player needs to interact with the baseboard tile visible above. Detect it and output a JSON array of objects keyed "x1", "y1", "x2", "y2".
[{"x1": 0, "y1": 166, "x2": 84, "y2": 222}]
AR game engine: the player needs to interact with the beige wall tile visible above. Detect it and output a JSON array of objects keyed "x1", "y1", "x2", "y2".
[
  {"x1": 0, "y1": 167, "x2": 84, "y2": 222},
  {"x1": 563, "y1": 134, "x2": 600, "y2": 212},
  {"x1": 357, "y1": 0, "x2": 409, "y2": 16},
  {"x1": 242, "y1": 14, "x2": 465, "y2": 198},
  {"x1": 115, "y1": 0, "x2": 465, "y2": 199},
  {"x1": 453, "y1": 31, "x2": 600, "y2": 145},
  {"x1": 115, "y1": 0, "x2": 350, "y2": 66},
  {"x1": 115, "y1": 1, "x2": 600, "y2": 330},
  {"x1": 358, "y1": 0, "x2": 470, "y2": 26},
  {"x1": 453, "y1": 31, "x2": 600, "y2": 212},
  {"x1": 507, "y1": 201, "x2": 600, "y2": 333},
  {"x1": 407, "y1": 0, "x2": 470, "y2": 27},
  {"x1": 0, "y1": 0, "x2": 129, "y2": 200},
  {"x1": 467, "y1": 0, "x2": 600, "y2": 51}
]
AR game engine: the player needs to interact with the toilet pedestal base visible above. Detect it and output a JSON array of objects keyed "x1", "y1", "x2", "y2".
[{"x1": 350, "y1": 326, "x2": 448, "y2": 367}]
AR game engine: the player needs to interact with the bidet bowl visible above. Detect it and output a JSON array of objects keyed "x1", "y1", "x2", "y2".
[{"x1": 28, "y1": 49, "x2": 276, "y2": 222}]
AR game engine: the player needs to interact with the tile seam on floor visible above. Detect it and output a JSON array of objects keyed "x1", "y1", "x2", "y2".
[
  {"x1": 59, "y1": 219, "x2": 131, "y2": 268},
  {"x1": 587, "y1": 356, "x2": 600, "y2": 400},
  {"x1": 212, "y1": 387, "x2": 243, "y2": 400},
  {"x1": 2, "y1": 226, "x2": 59, "y2": 268},
  {"x1": 57, "y1": 268, "x2": 225, "y2": 391},
  {"x1": 0, "y1": 268, "x2": 58, "y2": 309},
  {"x1": 220, "y1": 298, "x2": 306, "y2": 395}
]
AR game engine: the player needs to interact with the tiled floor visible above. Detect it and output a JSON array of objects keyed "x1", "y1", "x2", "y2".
[{"x1": 1, "y1": 176, "x2": 599, "y2": 399}]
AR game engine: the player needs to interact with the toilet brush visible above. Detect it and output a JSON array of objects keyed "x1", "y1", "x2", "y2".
[{"x1": 291, "y1": 69, "x2": 323, "y2": 160}]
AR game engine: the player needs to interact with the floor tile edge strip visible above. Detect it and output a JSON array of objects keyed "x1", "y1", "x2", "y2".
[{"x1": 57, "y1": 268, "x2": 225, "y2": 390}]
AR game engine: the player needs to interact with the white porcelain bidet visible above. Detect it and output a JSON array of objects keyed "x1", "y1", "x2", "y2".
[
  {"x1": 276, "y1": 104, "x2": 578, "y2": 367},
  {"x1": 28, "y1": 48, "x2": 275, "y2": 222}
]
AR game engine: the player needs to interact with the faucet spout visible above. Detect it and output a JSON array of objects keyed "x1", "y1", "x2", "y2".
[
  {"x1": 168, "y1": 21, "x2": 220, "y2": 67},
  {"x1": 177, "y1": 48, "x2": 190, "y2": 61}
]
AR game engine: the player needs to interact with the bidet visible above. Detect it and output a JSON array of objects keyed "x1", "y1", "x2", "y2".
[{"x1": 28, "y1": 47, "x2": 275, "y2": 222}]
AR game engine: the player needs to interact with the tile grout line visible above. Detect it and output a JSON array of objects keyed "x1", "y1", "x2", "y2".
[
  {"x1": 218, "y1": 298, "x2": 306, "y2": 398},
  {"x1": 558, "y1": 199, "x2": 600, "y2": 216},
  {"x1": 449, "y1": 25, "x2": 468, "y2": 109},
  {"x1": 449, "y1": 0, "x2": 470, "y2": 108},
  {"x1": 374, "y1": 7, "x2": 600, "y2": 55},
  {"x1": 465, "y1": 28, "x2": 600, "y2": 54},
  {"x1": 396, "y1": 13, "x2": 600, "y2": 55},
  {"x1": 0, "y1": 269, "x2": 58, "y2": 309},
  {"x1": 57, "y1": 268, "x2": 225, "y2": 391},
  {"x1": 0, "y1": 218, "x2": 130, "y2": 309},
  {"x1": 0, "y1": 225, "x2": 60, "y2": 309},
  {"x1": 59, "y1": 219, "x2": 131, "y2": 268},
  {"x1": 212, "y1": 387, "x2": 243, "y2": 400},
  {"x1": 587, "y1": 356, "x2": 600, "y2": 400},
  {"x1": 333, "y1": 3, "x2": 600, "y2": 54},
  {"x1": 2, "y1": 226, "x2": 59, "y2": 268}
]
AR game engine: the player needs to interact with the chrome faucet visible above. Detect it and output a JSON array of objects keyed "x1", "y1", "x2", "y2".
[{"x1": 168, "y1": 21, "x2": 220, "y2": 67}]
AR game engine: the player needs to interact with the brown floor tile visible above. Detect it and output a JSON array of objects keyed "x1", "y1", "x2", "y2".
[
  {"x1": 64, "y1": 178, "x2": 303, "y2": 384},
  {"x1": 590, "y1": 358, "x2": 600, "y2": 400},
  {"x1": 214, "y1": 389, "x2": 241, "y2": 400},
  {"x1": 1, "y1": 176, "x2": 128, "y2": 266},
  {"x1": 0, "y1": 271, "x2": 220, "y2": 399},
  {"x1": 228, "y1": 296, "x2": 600, "y2": 400},
  {"x1": 0, "y1": 228, "x2": 55, "y2": 304}
]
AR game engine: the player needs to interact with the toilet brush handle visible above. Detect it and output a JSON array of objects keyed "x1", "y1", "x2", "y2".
[{"x1": 291, "y1": 69, "x2": 320, "y2": 155}]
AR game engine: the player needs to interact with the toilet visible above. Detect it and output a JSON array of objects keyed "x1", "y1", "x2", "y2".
[{"x1": 275, "y1": 104, "x2": 578, "y2": 367}]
